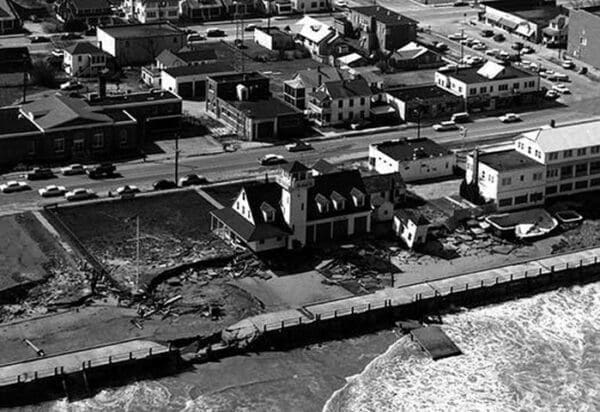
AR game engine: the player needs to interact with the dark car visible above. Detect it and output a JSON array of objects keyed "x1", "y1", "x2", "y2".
[
  {"x1": 481, "y1": 29, "x2": 494, "y2": 37},
  {"x1": 153, "y1": 179, "x2": 178, "y2": 191},
  {"x1": 60, "y1": 32, "x2": 82, "y2": 40},
  {"x1": 30, "y1": 36, "x2": 50, "y2": 43},
  {"x1": 493, "y1": 33, "x2": 506, "y2": 42},
  {"x1": 511, "y1": 41, "x2": 524, "y2": 50},
  {"x1": 27, "y1": 167, "x2": 54, "y2": 180},
  {"x1": 179, "y1": 174, "x2": 208, "y2": 187},
  {"x1": 87, "y1": 162, "x2": 116, "y2": 178}
]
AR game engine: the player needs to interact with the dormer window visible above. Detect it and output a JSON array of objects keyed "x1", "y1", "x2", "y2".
[
  {"x1": 260, "y1": 202, "x2": 276, "y2": 222},
  {"x1": 315, "y1": 193, "x2": 330, "y2": 213},
  {"x1": 331, "y1": 191, "x2": 345, "y2": 211},
  {"x1": 351, "y1": 188, "x2": 365, "y2": 207}
]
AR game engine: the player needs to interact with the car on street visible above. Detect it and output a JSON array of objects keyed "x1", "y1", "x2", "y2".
[
  {"x1": 539, "y1": 69, "x2": 554, "y2": 78},
  {"x1": 245, "y1": 24, "x2": 257, "y2": 31},
  {"x1": 60, "y1": 32, "x2": 82, "y2": 40},
  {"x1": 51, "y1": 48, "x2": 64, "y2": 57},
  {"x1": 38, "y1": 185, "x2": 67, "y2": 197},
  {"x1": 472, "y1": 42, "x2": 486, "y2": 51},
  {"x1": 552, "y1": 84, "x2": 571, "y2": 94},
  {"x1": 453, "y1": 1, "x2": 468, "y2": 6},
  {"x1": 65, "y1": 188, "x2": 95, "y2": 201},
  {"x1": 548, "y1": 72, "x2": 569, "y2": 82},
  {"x1": 485, "y1": 48, "x2": 500, "y2": 56},
  {"x1": 520, "y1": 46, "x2": 534, "y2": 54},
  {"x1": 286, "y1": 141, "x2": 313, "y2": 152},
  {"x1": 435, "y1": 42, "x2": 448, "y2": 51},
  {"x1": 481, "y1": 29, "x2": 494, "y2": 37},
  {"x1": 115, "y1": 185, "x2": 140, "y2": 195},
  {"x1": 27, "y1": 167, "x2": 54, "y2": 180},
  {"x1": 153, "y1": 179, "x2": 177, "y2": 191},
  {"x1": 30, "y1": 36, "x2": 50, "y2": 43},
  {"x1": 187, "y1": 33, "x2": 205, "y2": 43},
  {"x1": 86, "y1": 162, "x2": 116, "y2": 178},
  {"x1": 578, "y1": 67, "x2": 588, "y2": 75},
  {"x1": 206, "y1": 28, "x2": 225, "y2": 37},
  {"x1": 61, "y1": 163, "x2": 86, "y2": 175},
  {"x1": 179, "y1": 174, "x2": 208, "y2": 187},
  {"x1": 259, "y1": 154, "x2": 286, "y2": 165},
  {"x1": 511, "y1": 41, "x2": 524, "y2": 50},
  {"x1": 60, "y1": 80, "x2": 84, "y2": 91},
  {"x1": 561, "y1": 60, "x2": 575, "y2": 69},
  {"x1": 499, "y1": 113, "x2": 521, "y2": 123},
  {"x1": 0, "y1": 181, "x2": 30, "y2": 193},
  {"x1": 448, "y1": 32, "x2": 466, "y2": 41},
  {"x1": 432, "y1": 121, "x2": 458, "y2": 131},
  {"x1": 493, "y1": 33, "x2": 505, "y2": 42},
  {"x1": 545, "y1": 89, "x2": 559, "y2": 99}
]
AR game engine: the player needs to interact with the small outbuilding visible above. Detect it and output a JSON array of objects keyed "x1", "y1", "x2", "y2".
[{"x1": 393, "y1": 209, "x2": 430, "y2": 248}]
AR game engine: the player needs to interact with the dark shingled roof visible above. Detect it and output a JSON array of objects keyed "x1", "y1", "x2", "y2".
[
  {"x1": 395, "y1": 209, "x2": 430, "y2": 226},
  {"x1": 23, "y1": 95, "x2": 113, "y2": 129},
  {"x1": 477, "y1": 149, "x2": 543, "y2": 172},
  {"x1": 99, "y1": 22, "x2": 183, "y2": 39},
  {"x1": 307, "y1": 169, "x2": 371, "y2": 221},
  {"x1": 281, "y1": 161, "x2": 310, "y2": 174},
  {"x1": 72, "y1": 0, "x2": 110, "y2": 10},
  {"x1": 319, "y1": 77, "x2": 372, "y2": 100},
  {"x1": 163, "y1": 62, "x2": 235, "y2": 78},
  {"x1": 64, "y1": 41, "x2": 104, "y2": 55},
  {"x1": 374, "y1": 138, "x2": 452, "y2": 162},
  {"x1": 386, "y1": 85, "x2": 462, "y2": 103},
  {"x1": 0, "y1": 107, "x2": 40, "y2": 136},
  {"x1": 351, "y1": 6, "x2": 417, "y2": 26},
  {"x1": 362, "y1": 172, "x2": 405, "y2": 195},
  {"x1": 0, "y1": 47, "x2": 31, "y2": 74},
  {"x1": 311, "y1": 159, "x2": 338, "y2": 175}
]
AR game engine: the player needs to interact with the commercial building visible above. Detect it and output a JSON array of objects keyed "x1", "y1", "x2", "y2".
[
  {"x1": 54, "y1": 0, "x2": 113, "y2": 26},
  {"x1": 389, "y1": 42, "x2": 445, "y2": 70},
  {"x1": 180, "y1": 0, "x2": 225, "y2": 21},
  {"x1": 0, "y1": 95, "x2": 138, "y2": 167},
  {"x1": 434, "y1": 61, "x2": 540, "y2": 111},
  {"x1": 210, "y1": 161, "x2": 372, "y2": 251},
  {"x1": 206, "y1": 72, "x2": 304, "y2": 140},
  {"x1": 307, "y1": 77, "x2": 373, "y2": 127},
  {"x1": 348, "y1": 6, "x2": 417, "y2": 53},
  {"x1": 63, "y1": 42, "x2": 107, "y2": 77},
  {"x1": 161, "y1": 62, "x2": 235, "y2": 99},
  {"x1": 567, "y1": 6, "x2": 600, "y2": 69},
  {"x1": 283, "y1": 66, "x2": 350, "y2": 110},
  {"x1": 0, "y1": 0, "x2": 21, "y2": 34},
  {"x1": 126, "y1": 0, "x2": 179, "y2": 23},
  {"x1": 368, "y1": 138, "x2": 456, "y2": 182},
  {"x1": 384, "y1": 85, "x2": 463, "y2": 122},
  {"x1": 141, "y1": 47, "x2": 218, "y2": 87},
  {"x1": 97, "y1": 23, "x2": 186, "y2": 66},
  {"x1": 290, "y1": 0, "x2": 330, "y2": 13},
  {"x1": 253, "y1": 27, "x2": 294, "y2": 51},
  {"x1": 0, "y1": 46, "x2": 31, "y2": 87}
]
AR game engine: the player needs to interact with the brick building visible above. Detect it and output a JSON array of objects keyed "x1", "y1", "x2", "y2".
[{"x1": 348, "y1": 6, "x2": 417, "y2": 53}]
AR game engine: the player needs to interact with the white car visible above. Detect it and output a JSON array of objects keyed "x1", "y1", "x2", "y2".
[
  {"x1": 448, "y1": 32, "x2": 466, "y2": 41},
  {"x1": 60, "y1": 80, "x2": 84, "y2": 91},
  {"x1": 259, "y1": 154, "x2": 286, "y2": 166},
  {"x1": 499, "y1": 113, "x2": 521, "y2": 123},
  {"x1": 0, "y1": 180, "x2": 30, "y2": 193},
  {"x1": 485, "y1": 48, "x2": 500, "y2": 56},
  {"x1": 61, "y1": 163, "x2": 86, "y2": 175},
  {"x1": 552, "y1": 84, "x2": 571, "y2": 94},
  {"x1": 65, "y1": 188, "x2": 95, "y2": 201},
  {"x1": 38, "y1": 185, "x2": 66, "y2": 197},
  {"x1": 432, "y1": 121, "x2": 458, "y2": 131},
  {"x1": 520, "y1": 46, "x2": 534, "y2": 54},
  {"x1": 472, "y1": 43, "x2": 486, "y2": 51},
  {"x1": 115, "y1": 185, "x2": 140, "y2": 195},
  {"x1": 561, "y1": 60, "x2": 575, "y2": 69}
]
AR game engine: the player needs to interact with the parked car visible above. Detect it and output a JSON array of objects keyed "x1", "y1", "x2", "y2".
[
  {"x1": 499, "y1": 113, "x2": 521, "y2": 123},
  {"x1": 286, "y1": 141, "x2": 313, "y2": 152},
  {"x1": 520, "y1": 46, "x2": 534, "y2": 54},
  {"x1": 578, "y1": 67, "x2": 588, "y2": 75},
  {"x1": 245, "y1": 24, "x2": 257, "y2": 32},
  {"x1": 259, "y1": 154, "x2": 286, "y2": 165},
  {"x1": 480, "y1": 29, "x2": 494, "y2": 37},
  {"x1": 179, "y1": 174, "x2": 208, "y2": 187},
  {"x1": 493, "y1": 33, "x2": 505, "y2": 42},
  {"x1": 435, "y1": 42, "x2": 448, "y2": 51},
  {"x1": 65, "y1": 188, "x2": 95, "y2": 201},
  {"x1": 511, "y1": 42, "x2": 524, "y2": 50},
  {"x1": 153, "y1": 179, "x2": 177, "y2": 191},
  {"x1": 187, "y1": 33, "x2": 205, "y2": 43},
  {"x1": 115, "y1": 185, "x2": 140, "y2": 195},
  {"x1": 60, "y1": 80, "x2": 84, "y2": 91},
  {"x1": 61, "y1": 163, "x2": 86, "y2": 175},
  {"x1": 448, "y1": 32, "x2": 466, "y2": 41},
  {"x1": 27, "y1": 167, "x2": 54, "y2": 180},
  {"x1": 548, "y1": 72, "x2": 569, "y2": 82},
  {"x1": 453, "y1": 1, "x2": 468, "y2": 6},
  {"x1": 451, "y1": 112, "x2": 470, "y2": 123},
  {"x1": 30, "y1": 35, "x2": 50, "y2": 43},
  {"x1": 86, "y1": 162, "x2": 116, "y2": 178},
  {"x1": 432, "y1": 121, "x2": 458, "y2": 131},
  {"x1": 60, "y1": 32, "x2": 82, "y2": 40},
  {"x1": 0, "y1": 181, "x2": 30, "y2": 193},
  {"x1": 472, "y1": 42, "x2": 486, "y2": 51},
  {"x1": 38, "y1": 185, "x2": 66, "y2": 197},
  {"x1": 51, "y1": 48, "x2": 64, "y2": 57},
  {"x1": 545, "y1": 89, "x2": 559, "y2": 99},
  {"x1": 552, "y1": 84, "x2": 571, "y2": 94},
  {"x1": 485, "y1": 48, "x2": 500, "y2": 56},
  {"x1": 561, "y1": 60, "x2": 575, "y2": 69},
  {"x1": 206, "y1": 28, "x2": 225, "y2": 37}
]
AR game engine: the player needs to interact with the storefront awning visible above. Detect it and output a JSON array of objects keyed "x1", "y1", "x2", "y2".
[
  {"x1": 498, "y1": 18, "x2": 518, "y2": 30},
  {"x1": 516, "y1": 24, "x2": 535, "y2": 38}
]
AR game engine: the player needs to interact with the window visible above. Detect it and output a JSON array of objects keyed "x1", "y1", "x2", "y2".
[
  {"x1": 528, "y1": 81, "x2": 535, "y2": 88},
  {"x1": 489, "y1": 86, "x2": 493, "y2": 92},
  {"x1": 513, "y1": 82, "x2": 519, "y2": 89},
  {"x1": 515, "y1": 195, "x2": 528, "y2": 205},
  {"x1": 480, "y1": 87, "x2": 486, "y2": 93},
  {"x1": 125, "y1": 40, "x2": 130, "y2": 47},
  {"x1": 547, "y1": 168, "x2": 558, "y2": 178},
  {"x1": 533, "y1": 172, "x2": 542, "y2": 181},
  {"x1": 499, "y1": 84, "x2": 508, "y2": 91},
  {"x1": 119, "y1": 130, "x2": 128, "y2": 147},
  {"x1": 520, "y1": 175, "x2": 524, "y2": 181},
  {"x1": 563, "y1": 149, "x2": 573, "y2": 158},
  {"x1": 501, "y1": 177, "x2": 512, "y2": 186},
  {"x1": 535, "y1": 150, "x2": 540, "y2": 158},
  {"x1": 527, "y1": 146, "x2": 532, "y2": 154},
  {"x1": 575, "y1": 163, "x2": 588, "y2": 177},
  {"x1": 580, "y1": 37, "x2": 587, "y2": 46},
  {"x1": 575, "y1": 180, "x2": 589, "y2": 189},
  {"x1": 54, "y1": 137, "x2": 65, "y2": 153},
  {"x1": 349, "y1": 99, "x2": 354, "y2": 107},
  {"x1": 469, "y1": 88, "x2": 477, "y2": 95},
  {"x1": 78, "y1": 55, "x2": 82, "y2": 62},
  {"x1": 578, "y1": 148, "x2": 587, "y2": 156},
  {"x1": 561, "y1": 165, "x2": 573, "y2": 179},
  {"x1": 591, "y1": 178, "x2": 600, "y2": 187},
  {"x1": 338, "y1": 100, "x2": 343, "y2": 108},
  {"x1": 499, "y1": 198, "x2": 512, "y2": 207},
  {"x1": 592, "y1": 146, "x2": 600, "y2": 154},
  {"x1": 530, "y1": 192, "x2": 543, "y2": 202},
  {"x1": 360, "y1": 97, "x2": 365, "y2": 105},
  {"x1": 549, "y1": 152, "x2": 558, "y2": 161},
  {"x1": 351, "y1": 188, "x2": 365, "y2": 207},
  {"x1": 590, "y1": 161, "x2": 600, "y2": 175},
  {"x1": 560, "y1": 183, "x2": 573, "y2": 192},
  {"x1": 338, "y1": 113, "x2": 343, "y2": 121},
  {"x1": 546, "y1": 186, "x2": 557, "y2": 195},
  {"x1": 92, "y1": 132, "x2": 104, "y2": 149}
]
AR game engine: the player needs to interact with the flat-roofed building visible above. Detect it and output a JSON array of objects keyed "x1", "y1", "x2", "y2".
[{"x1": 567, "y1": 6, "x2": 600, "y2": 69}]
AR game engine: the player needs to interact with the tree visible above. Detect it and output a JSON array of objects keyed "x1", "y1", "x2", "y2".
[{"x1": 31, "y1": 60, "x2": 58, "y2": 88}]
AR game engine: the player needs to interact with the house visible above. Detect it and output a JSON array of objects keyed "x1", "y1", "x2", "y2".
[
  {"x1": 86, "y1": 89, "x2": 182, "y2": 142},
  {"x1": 254, "y1": 27, "x2": 294, "y2": 51},
  {"x1": 393, "y1": 209, "x2": 429, "y2": 248},
  {"x1": 161, "y1": 62, "x2": 235, "y2": 99},
  {"x1": 542, "y1": 14, "x2": 568, "y2": 48},
  {"x1": 348, "y1": 6, "x2": 417, "y2": 53},
  {"x1": 0, "y1": 0, "x2": 21, "y2": 34},
  {"x1": 567, "y1": 6, "x2": 600, "y2": 69},
  {"x1": 296, "y1": 16, "x2": 339, "y2": 62},
  {"x1": 0, "y1": 95, "x2": 139, "y2": 167},
  {"x1": 0, "y1": 47, "x2": 31, "y2": 87},
  {"x1": 363, "y1": 172, "x2": 406, "y2": 221},
  {"x1": 54, "y1": 0, "x2": 112, "y2": 26},
  {"x1": 336, "y1": 52, "x2": 367, "y2": 69},
  {"x1": 384, "y1": 85, "x2": 463, "y2": 122},
  {"x1": 127, "y1": 0, "x2": 179, "y2": 23},
  {"x1": 63, "y1": 42, "x2": 107, "y2": 77},
  {"x1": 368, "y1": 138, "x2": 456, "y2": 182},
  {"x1": 389, "y1": 42, "x2": 445, "y2": 70},
  {"x1": 141, "y1": 47, "x2": 218, "y2": 87},
  {"x1": 206, "y1": 72, "x2": 304, "y2": 140},
  {"x1": 222, "y1": 0, "x2": 255, "y2": 17},
  {"x1": 97, "y1": 22, "x2": 186, "y2": 66},
  {"x1": 283, "y1": 66, "x2": 350, "y2": 110},
  {"x1": 210, "y1": 161, "x2": 372, "y2": 251},
  {"x1": 8, "y1": 0, "x2": 48, "y2": 19},
  {"x1": 290, "y1": 0, "x2": 330, "y2": 13},
  {"x1": 480, "y1": 0, "x2": 566, "y2": 43},
  {"x1": 307, "y1": 77, "x2": 373, "y2": 127},
  {"x1": 434, "y1": 61, "x2": 540, "y2": 111},
  {"x1": 180, "y1": 0, "x2": 225, "y2": 21}
]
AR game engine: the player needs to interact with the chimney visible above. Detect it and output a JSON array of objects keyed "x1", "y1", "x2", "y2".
[
  {"x1": 98, "y1": 72, "x2": 106, "y2": 99},
  {"x1": 550, "y1": 119, "x2": 556, "y2": 128},
  {"x1": 471, "y1": 148, "x2": 479, "y2": 185}
]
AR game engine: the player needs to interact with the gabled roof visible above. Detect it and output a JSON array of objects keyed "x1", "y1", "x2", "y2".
[
  {"x1": 22, "y1": 95, "x2": 113, "y2": 130},
  {"x1": 242, "y1": 182, "x2": 292, "y2": 241},
  {"x1": 318, "y1": 77, "x2": 372, "y2": 100},
  {"x1": 307, "y1": 169, "x2": 370, "y2": 221},
  {"x1": 362, "y1": 172, "x2": 405, "y2": 195},
  {"x1": 281, "y1": 161, "x2": 310, "y2": 174},
  {"x1": 0, "y1": 107, "x2": 40, "y2": 136},
  {"x1": 395, "y1": 209, "x2": 430, "y2": 226},
  {"x1": 72, "y1": 0, "x2": 110, "y2": 11},
  {"x1": 157, "y1": 48, "x2": 218, "y2": 67},
  {"x1": 291, "y1": 66, "x2": 350, "y2": 89},
  {"x1": 392, "y1": 42, "x2": 431, "y2": 60},
  {"x1": 520, "y1": 121, "x2": 600, "y2": 153},
  {"x1": 64, "y1": 42, "x2": 104, "y2": 55},
  {"x1": 311, "y1": 159, "x2": 338, "y2": 175}
]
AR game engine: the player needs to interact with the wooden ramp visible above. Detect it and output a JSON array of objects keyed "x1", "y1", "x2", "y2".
[{"x1": 410, "y1": 326, "x2": 462, "y2": 360}]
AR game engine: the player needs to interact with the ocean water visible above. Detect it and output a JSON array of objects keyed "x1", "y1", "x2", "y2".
[{"x1": 38, "y1": 282, "x2": 600, "y2": 411}]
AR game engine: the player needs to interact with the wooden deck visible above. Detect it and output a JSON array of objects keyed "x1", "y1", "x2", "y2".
[{"x1": 410, "y1": 326, "x2": 462, "y2": 360}]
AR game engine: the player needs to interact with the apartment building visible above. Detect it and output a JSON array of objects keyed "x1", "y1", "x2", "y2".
[
  {"x1": 283, "y1": 66, "x2": 350, "y2": 109},
  {"x1": 307, "y1": 77, "x2": 372, "y2": 127},
  {"x1": 348, "y1": 6, "x2": 417, "y2": 53},
  {"x1": 127, "y1": 0, "x2": 179, "y2": 23}
]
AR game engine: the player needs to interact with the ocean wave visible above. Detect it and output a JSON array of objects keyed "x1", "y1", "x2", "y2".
[{"x1": 324, "y1": 283, "x2": 600, "y2": 412}]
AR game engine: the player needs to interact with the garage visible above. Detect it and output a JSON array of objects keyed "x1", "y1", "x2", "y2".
[
  {"x1": 332, "y1": 219, "x2": 348, "y2": 240},
  {"x1": 177, "y1": 81, "x2": 193, "y2": 98},
  {"x1": 315, "y1": 222, "x2": 331, "y2": 242},
  {"x1": 354, "y1": 216, "x2": 368, "y2": 234},
  {"x1": 256, "y1": 121, "x2": 275, "y2": 140},
  {"x1": 306, "y1": 225, "x2": 315, "y2": 244}
]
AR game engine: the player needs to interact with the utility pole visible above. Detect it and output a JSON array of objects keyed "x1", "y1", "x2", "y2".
[
  {"x1": 136, "y1": 215, "x2": 140, "y2": 293},
  {"x1": 22, "y1": 53, "x2": 28, "y2": 103},
  {"x1": 174, "y1": 132, "x2": 180, "y2": 184}
]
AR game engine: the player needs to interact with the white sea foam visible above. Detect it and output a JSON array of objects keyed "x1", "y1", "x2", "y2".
[{"x1": 324, "y1": 283, "x2": 600, "y2": 412}]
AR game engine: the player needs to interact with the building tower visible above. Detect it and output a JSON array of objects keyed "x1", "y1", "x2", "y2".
[{"x1": 277, "y1": 162, "x2": 314, "y2": 248}]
